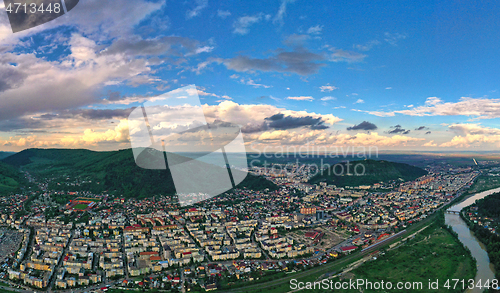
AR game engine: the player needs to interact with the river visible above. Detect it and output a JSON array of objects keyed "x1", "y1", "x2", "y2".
[{"x1": 445, "y1": 187, "x2": 500, "y2": 293}]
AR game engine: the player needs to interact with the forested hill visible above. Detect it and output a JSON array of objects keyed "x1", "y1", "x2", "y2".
[
  {"x1": 0, "y1": 161, "x2": 27, "y2": 194},
  {"x1": 2, "y1": 148, "x2": 277, "y2": 199},
  {"x1": 309, "y1": 159, "x2": 428, "y2": 187}
]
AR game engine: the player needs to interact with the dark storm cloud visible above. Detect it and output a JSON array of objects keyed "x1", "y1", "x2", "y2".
[
  {"x1": 310, "y1": 124, "x2": 329, "y2": 130},
  {"x1": 347, "y1": 121, "x2": 378, "y2": 131},
  {"x1": 415, "y1": 126, "x2": 428, "y2": 131},
  {"x1": 242, "y1": 113, "x2": 330, "y2": 133},
  {"x1": 266, "y1": 113, "x2": 285, "y2": 121},
  {"x1": 425, "y1": 131, "x2": 431, "y2": 134},
  {"x1": 388, "y1": 125, "x2": 410, "y2": 134},
  {"x1": 39, "y1": 114, "x2": 59, "y2": 120},
  {"x1": 388, "y1": 128, "x2": 405, "y2": 134},
  {"x1": 265, "y1": 114, "x2": 328, "y2": 130},
  {"x1": 0, "y1": 117, "x2": 45, "y2": 131}
]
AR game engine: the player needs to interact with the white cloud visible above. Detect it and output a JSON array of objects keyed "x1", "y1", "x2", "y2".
[
  {"x1": 385, "y1": 87, "x2": 392, "y2": 90},
  {"x1": 439, "y1": 124, "x2": 500, "y2": 148},
  {"x1": 186, "y1": 0, "x2": 208, "y2": 19},
  {"x1": 286, "y1": 96, "x2": 314, "y2": 101},
  {"x1": 319, "y1": 85, "x2": 338, "y2": 92},
  {"x1": 196, "y1": 89, "x2": 218, "y2": 97},
  {"x1": 363, "y1": 97, "x2": 500, "y2": 119},
  {"x1": 321, "y1": 96, "x2": 336, "y2": 101},
  {"x1": 423, "y1": 140, "x2": 437, "y2": 147},
  {"x1": 354, "y1": 40, "x2": 381, "y2": 51},
  {"x1": 354, "y1": 99, "x2": 365, "y2": 104},
  {"x1": 0, "y1": 34, "x2": 158, "y2": 121},
  {"x1": 250, "y1": 130, "x2": 424, "y2": 148},
  {"x1": 273, "y1": 0, "x2": 296, "y2": 26},
  {"x1": 384, "y1": 32, "x2": 407, "y2": 45},
  {"x1": 258, "y1": 130, "x2": 290, "y2": 140},
  {"x1": 0, "y1": 0, "x2": 165, "y2": 47},
  {"x1": 233, "y1": 14, "x2": 263, "y2": 35},
  {"x1": 203, "y1": 100, "x2": 341, "y2": 128},
  {"x1": 239, "y1": 78, "x2": 272, "y2": 88},
  {"x1": 217, "y1": 9, "x2": 231, "y2": 19},
  {"x1": 195, "y1": 46, "x2": 215, "y2": 54},
  {"x1": 80, "y1": 119, "x2": 130, "y2": 144},
  {"x1": 307, "y1": 25, "x2": 323, "y2": 35}
]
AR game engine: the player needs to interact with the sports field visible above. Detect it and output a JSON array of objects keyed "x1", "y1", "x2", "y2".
[{"x1": 73, "y1": 203, "x2": 89, "y2": 210}]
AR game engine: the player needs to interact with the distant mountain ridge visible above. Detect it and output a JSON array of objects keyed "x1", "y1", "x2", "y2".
[
  {"x1": 309, "y1": 159, "x2": 428, "y2": 187},
  {"x1": 2, "y1": 148, "x2": 277, "y2": 199},
  {"x1": 0, "y1": 152, "x2": 15, "y2": 160}
]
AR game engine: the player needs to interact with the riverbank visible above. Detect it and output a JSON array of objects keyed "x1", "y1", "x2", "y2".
[
  {"x1": 340, "y1": 216, "x2": 475, "y2": 293},
  {"x1": 460, "y1": 194, "x2": 500, "y2": 281},
  {"x1": 445, "y1": 187, "x2": 500, "y2": 293}
]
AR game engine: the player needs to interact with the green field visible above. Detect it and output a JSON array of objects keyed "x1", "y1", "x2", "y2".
[
  {"x1": 73, "y1": 203, "x2": 89, "y2": 210},
  {"x1": 467, "y1": 174, "x2": 500, "y2": 194},
  {"x1": 341, "y1": 225, "x2": 475, "y2": 293},
  {"x1": 0, "y1": 176, "x2": 18, "y2": 193}
]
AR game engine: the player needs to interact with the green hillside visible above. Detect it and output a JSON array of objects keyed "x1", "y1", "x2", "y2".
[
  {"x1": 0, "y1": 161, "x2": 26, "y2": 194},
  {"x1": 3, "y1": 148, "x2": 277, "y2": 199},
  {"x1": 309, "y1": 159, "x2": 428, "y2": 187}
]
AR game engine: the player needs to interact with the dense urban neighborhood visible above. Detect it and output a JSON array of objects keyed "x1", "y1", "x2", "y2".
[{"x1": 0, "y1": 156, "x2": 489, "y2": 292}]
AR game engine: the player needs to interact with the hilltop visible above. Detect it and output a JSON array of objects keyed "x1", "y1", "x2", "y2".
[
  {"x1": 2, "y1": 148, "x2": 277, "y2": 199},
  {"x1": 309, "y1": 159, "x2": 428, "y2": 187}
]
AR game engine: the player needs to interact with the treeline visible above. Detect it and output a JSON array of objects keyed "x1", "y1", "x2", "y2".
[
  {"x1": 462, "y1": 215, "x2": 500, "y2": 292},
  {"x1": 474, "y1": 192, "x2": 500, "y2": 218},
  {"x1": 468, "y1": 223, "x2": 500, "y2": 279},
  {"x1": 461, "y1": 193, "x2": 500, "y2": 281},
  {"x1": 3, "y1": 148, "x2": 278, "y2": 200},
  {"x1": 309, "y1": 159, "x2": 428, "y2": 187}
]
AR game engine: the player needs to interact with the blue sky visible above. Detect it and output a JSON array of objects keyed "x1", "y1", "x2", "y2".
[{"x1": 1, "y1": 0, "x2": 500, "y2": 151}]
